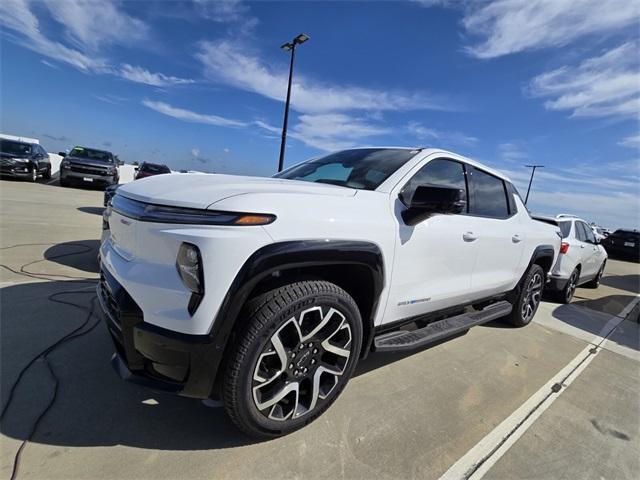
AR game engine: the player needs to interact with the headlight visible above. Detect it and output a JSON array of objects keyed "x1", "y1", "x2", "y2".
[
  {"x1": 106, "y1": 166, "x2": 116, "y2": 175},
  {"x1": 176, "y1": 243, "x2": 203, "y2": 294},
  {"x1": 61, "y1": 160, "x2": 70, "y2": 169}
]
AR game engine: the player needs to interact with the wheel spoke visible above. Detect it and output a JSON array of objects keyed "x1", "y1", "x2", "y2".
[{"x1": 300, "y1": 307, "x2": 343, "y2": 342}]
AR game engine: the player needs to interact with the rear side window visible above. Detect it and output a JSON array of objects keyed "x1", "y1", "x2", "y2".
[
  {"x1": 469, "y1": 167, "x2": 509, "y2": 218},
  {"x1": 559, "y1": 221, "x2": 572, "y2": 238},
  {"x1": 400, "y1": 158, "x2": 468, "y2": 209},
  {"x1": 575, "y1": 222, "x2": 590, "y2": 242}
]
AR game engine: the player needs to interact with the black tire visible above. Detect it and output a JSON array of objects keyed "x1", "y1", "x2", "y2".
[
  {"x1": 557, "y1": 268, "x2": 579, "y2": 304},
  {"x1": 223, "y1": 280, "x2": 362, "y2": 438},
  {"x1": 585, "y1": 262, "x2": 605, "y2": 288},
  {"x1": 505, "y1": 264, "x2": 544, "y2": 327},
  {"x1": 43, "y1": 165, "x2": 52, "y2": 180},
  {"x1": 29, "y1": 166, "x2": 38, "y2": 182}
]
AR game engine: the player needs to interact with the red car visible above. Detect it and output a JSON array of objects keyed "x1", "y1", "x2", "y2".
[{"x1": 134, "y1": 162, "x2": 171, "y2": 180}]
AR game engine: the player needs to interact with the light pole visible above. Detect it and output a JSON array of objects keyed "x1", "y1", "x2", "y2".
[
  {"x1": 524, "y1": 164, "x2": 544, "y2": 205},
  {"x1": 278, "y1": 33, "x2": 310, "y2": 172}
]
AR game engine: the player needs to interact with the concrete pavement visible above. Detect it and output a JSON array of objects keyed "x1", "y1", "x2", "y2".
[{"x1": 1, "y1": 179, "x2": 638, "y2": 479}]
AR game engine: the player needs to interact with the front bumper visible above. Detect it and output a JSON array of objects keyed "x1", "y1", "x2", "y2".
[
  {"x1": 61, "y1": 169, "x2": 115, "y2": 185},
  {"x1": 0, "y1": 163, "x2": 33, "y2": 178},
  {"x1": 97, "y1": 266, "x2": 221, "y2": 398}
]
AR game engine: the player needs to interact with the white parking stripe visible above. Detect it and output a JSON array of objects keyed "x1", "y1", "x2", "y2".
[{"x1": 440, "y1": 295, "x2": 640, "y2": 480}]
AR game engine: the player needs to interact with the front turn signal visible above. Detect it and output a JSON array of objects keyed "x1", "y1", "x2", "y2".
[{"x1": 233, "y1": 214, "x2": 276, "y2": 225}]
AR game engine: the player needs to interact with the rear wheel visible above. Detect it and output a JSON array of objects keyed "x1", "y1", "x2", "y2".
[
  {"x1": 585, "y1": 262, "x2": 605, "y2": 288},
  {"x1": 505, "y1": 264, "x2": 544, "y2": 327},
  {"x1": 223, "y1": 280, "x2": 362, "y2": 438},
  {"x1": 558, "y1": 268, "x2": 579, "y2": 303}
]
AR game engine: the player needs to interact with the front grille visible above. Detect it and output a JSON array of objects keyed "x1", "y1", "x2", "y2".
[{"x1": 70, "y1": 164, "x2": 108, "y2": 175}]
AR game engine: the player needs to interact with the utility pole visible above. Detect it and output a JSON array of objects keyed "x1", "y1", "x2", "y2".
[
  {"x1": 524, "y1": 164, "x2": 544, "y2": 205},
  {"x1": 278, "y1": 33, "x2": 310, "y2": 172}
]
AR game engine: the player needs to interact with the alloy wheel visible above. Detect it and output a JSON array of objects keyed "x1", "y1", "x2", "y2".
[
  {"x1": 521, "y1": 272, "x2": 543, "y2": 322},
  {"x1": 565, "y1": 271, "x2": 578, "y2": 302},
  {"x1": 31, "y1": 168, "x2": 37, "y2": 182},
  {"x1": 252, "y1": 306, "x2": 353, "y2": 422}
]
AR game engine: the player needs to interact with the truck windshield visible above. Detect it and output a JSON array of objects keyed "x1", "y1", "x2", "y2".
[
  {"x1": 274, "y1": 148, "x2": 419, "y2": 190},
  {"x1": 1, "y1": 140, "x2": 32, "y2": 156},
  {"x1": 69, "y1": 147, "x2": 113, "y2": 163}
]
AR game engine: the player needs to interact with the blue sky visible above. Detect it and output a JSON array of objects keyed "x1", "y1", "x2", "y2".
[{"x1": 1, "y1": 0, "x2": 638, "y2": 228}]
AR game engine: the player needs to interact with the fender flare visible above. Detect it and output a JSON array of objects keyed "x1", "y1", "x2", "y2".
[{"x1": 207, "y1": 239, "x2": 385, "y2": 384}]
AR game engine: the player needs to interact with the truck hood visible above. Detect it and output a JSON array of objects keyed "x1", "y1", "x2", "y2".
[{"x1": 117, "y1": 173, "x2": 357, "y2": 209}]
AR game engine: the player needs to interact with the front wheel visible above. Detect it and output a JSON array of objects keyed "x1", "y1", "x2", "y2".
[
  {"x1": 505, "y1": 264, "x2": 544, "y2": 327},
  {"x1": 223, "y1": 280, "x2": 362, "y2": 438},
  {"x1": 43, "y1": 165, "x2": 52, "y2": 180}
]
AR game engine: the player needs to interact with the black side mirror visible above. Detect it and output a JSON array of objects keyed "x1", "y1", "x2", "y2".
[
  {"x1": 400, "y1": 185, "x2": 466, "y2": 226},
  {"x1": 58, "y1": 152, "x2": 66, "y2": 157}
]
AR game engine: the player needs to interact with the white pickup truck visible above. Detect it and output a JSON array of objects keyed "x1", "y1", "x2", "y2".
[{"x1": 98, "y1": 147, "x2": 560, "y2": 437}]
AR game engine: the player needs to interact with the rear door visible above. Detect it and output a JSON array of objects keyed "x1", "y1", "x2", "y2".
[
  {"x1": 576, "y1": 221, "x2": 599, "y2": 278},
  {"x1": 467, "y1": 167, "x2": 526, "y2": 298}
]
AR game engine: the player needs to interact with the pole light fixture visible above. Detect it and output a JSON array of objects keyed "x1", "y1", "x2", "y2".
[
  {"x1": 524, "y1": 164, "x2": 544, "y2": 205},
  {"x1": 277, "y1": 33, "x2": 310, "y2": 172}
]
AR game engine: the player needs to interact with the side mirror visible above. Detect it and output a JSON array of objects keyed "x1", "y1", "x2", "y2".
[
  {"x1": 400, "y1": 185, "x2": 466, "y2": 226},
  {"x1": 58, "y1": 152, "x2": 66, "y2": 157}
]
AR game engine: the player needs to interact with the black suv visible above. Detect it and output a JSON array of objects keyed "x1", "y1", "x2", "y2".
[
  {"x1": 0, "y1": 139, "x2": 52, "y2": 182},
  {"x1": 59, "y1": 146, "x2": 121, "y2": 188},
  {"x1": 602, "y1": 229, "x2": 640, "y2": 261}
]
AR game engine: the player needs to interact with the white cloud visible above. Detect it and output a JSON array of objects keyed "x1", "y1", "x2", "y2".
[
  {"x1": 142, "y1": 100, "x2": 247, "y2": 128},
  {"x1": 497, "y1": 142, "x2": 528, "y2": 162},
  {"x1": 191, "y1": 148, "x2": 200, "y2": 158},
  {"x1": 193, "y1": 0, "x2": 249, "y2": 22},
  {"x1": 292, "y1": 114, "x2": 390, "y2": 151},
  {"x1": 463, "y1": 0, "x2": 640, "y2": 59},
  {"x1": 195, "y1": 40, "x2": 456, "y2": 114},
  {"x1": 619, "y1": 134, "x2": 640, "y2": 149},
  {"x1": 43, "y1": 0, "x2": 148, "y2": 51},
  {"x1": 0, "y1": 0, "x2": 109, "y2": 71},
  {"x1": 528, "y1": 43, "x2": 640, "y2": 119},
  {"x1": 408, "y1": 122, "x2": 478, "y2": 147},
  {"x1": 119, "y1": 64, "x2": 194, "y2": 87},
  {"x1": 498, "y1": 165, "x2": 639, "y2": 228}
]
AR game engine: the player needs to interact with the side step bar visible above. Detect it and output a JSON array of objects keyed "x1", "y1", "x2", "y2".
[{"x1": 374, "y1": 300, "x2": 512, "y2": 353}]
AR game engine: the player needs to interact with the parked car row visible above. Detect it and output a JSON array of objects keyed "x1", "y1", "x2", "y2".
[{"x1": 0, "y1": 138, "x2": 52, "y2": 181}]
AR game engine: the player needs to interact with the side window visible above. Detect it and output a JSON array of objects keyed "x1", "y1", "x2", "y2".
[
  {"x1": 400, "y1": 158, "x2": 467, "y2": 209},
  {"x1": 581, "y1": 222, "x2": 596, "y2": 243},
  {"x1": 469, "y1": 167, "x2": 510, "y2": 218},
  {"x1": 575, "y1": 222, "x2": 587, "y2": 241}
]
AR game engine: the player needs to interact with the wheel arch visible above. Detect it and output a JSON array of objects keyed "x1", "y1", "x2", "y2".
[{"x1": 208, "y1": 240, "x2": 385, "y2": 393}]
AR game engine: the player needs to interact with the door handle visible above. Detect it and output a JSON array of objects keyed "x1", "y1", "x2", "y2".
[
  {"x1": 512, "y1": 234, "x2": 523, "y2": 243},
  {"x1": 463, "y1": 232, "x2": 479, "y2": 242}
]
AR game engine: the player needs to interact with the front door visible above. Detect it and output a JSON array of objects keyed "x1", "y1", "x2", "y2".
[{"x1": 383, "y1": 158, "x2": 481, "y2": 325}]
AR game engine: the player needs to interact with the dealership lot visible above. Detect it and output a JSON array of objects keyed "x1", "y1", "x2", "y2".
[{"x1": 1, "y1": 180, "x2": 638, "y2": 479}]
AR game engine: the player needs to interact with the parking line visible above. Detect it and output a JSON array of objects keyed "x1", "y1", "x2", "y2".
[{"x1": 440, "y1": 295, "x2": 640, "y2": 480}]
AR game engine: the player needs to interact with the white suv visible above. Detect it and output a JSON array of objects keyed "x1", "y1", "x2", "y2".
[
  {"x1": 534, "y1": 214, "x2": 607, "y2": 303},
  {"x1": 98, "y1": 147, "x2": 560, "y2": 437}
]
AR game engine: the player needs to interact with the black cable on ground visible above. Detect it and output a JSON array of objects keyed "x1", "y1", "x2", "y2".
[{"x1": 0, "y1": 242, "x2": 103, "y2": 480}]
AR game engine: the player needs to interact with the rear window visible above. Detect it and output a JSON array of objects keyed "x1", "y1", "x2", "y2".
[
  {"x1": 611, "y1": 230, "x2": 640, "y2": 241},
  {"x1": 141, "y1": 163, "x2": 170, "y2": 174},
  {"x1": 559, "y1": 221, "x2": 572, "y2": 238}
]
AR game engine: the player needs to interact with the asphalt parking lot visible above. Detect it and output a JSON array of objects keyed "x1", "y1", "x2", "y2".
[{"x1": 1, "y1": 179, "x2": 639, "y2": 480}]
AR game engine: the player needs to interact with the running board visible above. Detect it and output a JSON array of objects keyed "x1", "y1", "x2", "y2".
[{"x1": 374, "y1": 300, "x2": 512, "y2": 353}]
